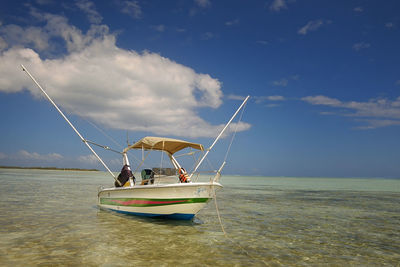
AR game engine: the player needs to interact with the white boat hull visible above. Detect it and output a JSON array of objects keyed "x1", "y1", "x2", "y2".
[{"x1": 98, "y1": 182, "x2": 222, "y2": 220}]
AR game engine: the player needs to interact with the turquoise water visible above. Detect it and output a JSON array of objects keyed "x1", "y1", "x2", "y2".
[{"x1": 0, "y1": 169, "x2": 399, "y2": 266}]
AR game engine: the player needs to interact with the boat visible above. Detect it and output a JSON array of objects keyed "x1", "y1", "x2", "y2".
[
  {"x1": 21, "y1": 64, "x2": 249, "y2": 220},
  {"x1": 97, "y1": 136, "x2": 224, "y2": 220}
]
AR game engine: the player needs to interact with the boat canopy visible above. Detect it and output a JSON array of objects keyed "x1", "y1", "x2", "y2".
[{"x1": 123, "y1": 136, "x2": 204, "y2": 155}]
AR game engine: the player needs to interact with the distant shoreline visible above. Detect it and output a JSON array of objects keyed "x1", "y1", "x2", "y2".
[{"x1": 0, "y1": 166, "x2": 99, "y2": 171}]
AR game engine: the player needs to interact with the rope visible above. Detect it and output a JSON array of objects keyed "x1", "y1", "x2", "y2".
[
  {"x1": 85, "y1": 119, "x2": 123, "y2": 150},
  {"x1": 133, "y1": 150, "x2": 151, "y2": 174},
  {"x1": 223, "y1": 100, "x2": 247, "y2": 163},
  {"x1": 212, "y1": 185, "x2": 227, "y2": 235},
  {"x1": 212, "y1": 184, "x2": 268, "y2": 266},
  {"x1": 83, "y1": 118, "x2": 142, "y2": 165}
]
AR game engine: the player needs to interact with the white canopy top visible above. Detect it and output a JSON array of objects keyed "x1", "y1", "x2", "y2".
[{"x1": 123, "y1": 136, "x2": 204, "y2": 155}]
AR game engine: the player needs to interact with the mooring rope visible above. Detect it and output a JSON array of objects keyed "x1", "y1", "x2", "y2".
[{"x1": 212, "y1": 185, "x2": 268, "y2": 266}]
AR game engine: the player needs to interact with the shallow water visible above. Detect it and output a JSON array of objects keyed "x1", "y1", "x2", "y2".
[{"x1": 0, "y1": 169, "x2": 399, "y2": 266}]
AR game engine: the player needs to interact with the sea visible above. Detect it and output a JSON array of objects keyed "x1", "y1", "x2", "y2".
[{"x1": 0, "y1": 168, "x2": 399, "y2": 266}]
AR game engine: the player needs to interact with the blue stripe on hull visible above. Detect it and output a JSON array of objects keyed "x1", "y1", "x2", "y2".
[{"x1": 101, "y1": 207, "x2": 195, "y2": 220}]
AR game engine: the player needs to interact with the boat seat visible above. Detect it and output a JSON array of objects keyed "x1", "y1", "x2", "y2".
[{"x1": 141, "y1": 169, "x2": 154, "y2": 185}]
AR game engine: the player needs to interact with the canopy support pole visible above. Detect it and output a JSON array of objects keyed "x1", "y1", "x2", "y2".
[
  {"x1": 170, "y1": 154, "x2": 181, "y2": 170},
  {"x1": 189, "y1": 95, "x2": 250, "y2": 179},
  {"x1": 21, "y1": 64, "x2": 119, "y2": 185}
]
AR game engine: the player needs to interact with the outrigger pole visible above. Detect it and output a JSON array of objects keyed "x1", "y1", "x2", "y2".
[
  {"x1": 189, "y1": 95, "x2": 250, "y2": 179},
  {"x1": 21, "y1": 65, "x2": 120, "y2": 185}
]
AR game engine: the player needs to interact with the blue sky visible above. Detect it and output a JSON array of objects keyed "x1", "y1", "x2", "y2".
[{"x1": 1, "y1": 0, "x2": 400, "y2": 178}]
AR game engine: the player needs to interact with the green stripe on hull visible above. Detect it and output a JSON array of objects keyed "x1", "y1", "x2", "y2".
[{"x1": 100, "y1": 197, "x2": 209, "y2": 207}]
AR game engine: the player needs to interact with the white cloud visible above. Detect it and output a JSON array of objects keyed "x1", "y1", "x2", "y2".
[
  {"x1": 301, "y1": 95, "x2": 342, "y2": 106},
  {"x1": 78, "y1": 154, "x2": 99, "y2": 165},
  {"x1": 195, "y1": 0, "x2": 211, "y2": 8},
  {"x1": 0, "y1": 36, "x2": 7, "y2": 51},
  {"x1": 229, "y1": 94, "x2": 286, "y2": 106},
  {"x1": 0, "y1": 24, "x2": 49, "y2": 51},
  {"x1": 190, "y1": 0, "x2": 211, "y2": 15},
  {"x1": 254, "y1": 95, "x2": 286, "y2": 104},
  {"x1": 0, "y1": 11, "x2": 250, "y2": 138},
  {"x1": 298, "y1": 20, "x2": 324, "y2": 35},
  {"x1": 385, "y1": 22, "x2": 394, "y2": 28},
  {"x1": 36, "y1": 0, "x2": 54, "y2": 4},
  {"x1": 76, "y1": 0, "x2": 103, "y2": 24},
  {"x1": 302, "y1": 95, "x2": 400, "y2": 129},
  {"x1": 23, "y1": 9, "x2": 110, "y2": 53},
  {"x1": 272, "y1": 78, "x2": 288, "y2": 87},
  {"x1": 18, "y1": 150, "x2": 63, "y2": 161},
  {"x1": 353, "y1": 42, "x2": 371, "y2": 51},
  {"x1": 225, "y1": 19, "x2": 239, "y2": 26},
  {"x1": 120, "y1": 0, "x2": 142, "y2": 19},
  {"x1": 256, "y1": 40, "x2": 268, "y2": 45},
  {"x1": 291, "y1": 74, "x2": 300, "y2": 80},
  {"x1": 272, "y1": 74, "x2": 299, "y2": 87},
  {"x1": 267, "y1": 95, "x2": 285, "y2": 101},
  {"x1": 269, "y1": 0, "x2": 287, "y2": 12},
  {"x1": 201, "y1": 32, "x2": 215, "y2": 40},
  {"x1": 151, "y1": 24, "x2": 165, "y2": 32},
  {"x1": 355, "y1": 119, "x2": 400, "y2": 130},
  {"x1": 227, "y1": 94, "x2": 247, "y2": 101},
  {"x1": 354, "y1": 7, "x2": 363, "y2": 12}
]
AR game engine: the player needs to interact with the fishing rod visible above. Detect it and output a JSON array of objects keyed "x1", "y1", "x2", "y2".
[
  {"x1": 189, "y1": 95, "x2": 250, "y2": 179},
  {"x1": 21, "y1": 64, "x2": 121, "y2": 185}
]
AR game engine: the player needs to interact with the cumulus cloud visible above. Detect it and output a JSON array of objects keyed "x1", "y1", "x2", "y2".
[
  {"x1": 0, "y1": 36, "x2": 8, "y2": 51},
  {"x1": 353, "y1": 7, "x2": 363, "y2": 12},
  {"x1": 298, "y1": 20, "x2": 324, "y2": 35},
  {"x1": 0, "y1": 10, "x2": 250, "y2": 138},
  {"x1": 0, "y1": 24, "x2": 49, "y2": 51},
  {"x1": 302, "y1": 95, "x2": 400, "y2": 129},
  {"x1": 76, "y1": 0, "x2": 103, "y2": 24}
]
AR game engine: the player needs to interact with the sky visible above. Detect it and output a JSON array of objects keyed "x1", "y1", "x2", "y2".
[{"x1": 1, "y1": 0, "x2": 400, "y2": 178}]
